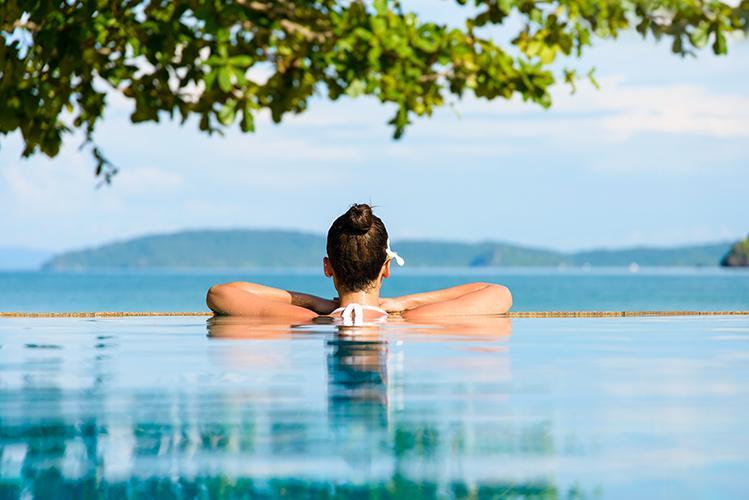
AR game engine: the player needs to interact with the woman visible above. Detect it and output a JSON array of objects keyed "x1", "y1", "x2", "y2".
[{"x1": 206, "y1": 204, "x2": 512, "y2": 324}]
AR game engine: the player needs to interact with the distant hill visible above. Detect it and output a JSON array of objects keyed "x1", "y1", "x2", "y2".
[
  {"x1": 41, "y1": 229, "x2": 734, "y2": 270},
  {"x1": 0, "y1": 247, "x2": 52, "y2": 270},
  {"x1": 43, "y1": 230, "x2": 326, "y2": 270},
  {"x1": 721, "y1": 235, "x2": 749, "y2": 267},
  {"x1": 568, "y1": 243, "x2": 730, "y2": 267}
]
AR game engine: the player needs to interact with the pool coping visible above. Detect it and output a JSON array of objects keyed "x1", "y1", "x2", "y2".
[{"x1": 1, "y1": 311, "x2": 747, "y2": 318}]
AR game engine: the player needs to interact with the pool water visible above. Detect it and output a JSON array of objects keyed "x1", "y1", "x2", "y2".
[{"x1": 1, "y1": 315, "x2": 748, "y2": 498}]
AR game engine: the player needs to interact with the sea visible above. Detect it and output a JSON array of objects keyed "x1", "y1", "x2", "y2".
[{"x1": 0, "y1": 267, "x2": 747, "y2": 312}]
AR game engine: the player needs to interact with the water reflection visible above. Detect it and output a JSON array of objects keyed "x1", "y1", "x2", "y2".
[
  {"x1": 0, "y1": 315, "x2": 598, "y2": 498},
  {"x1": 327, "y1": 334, "x2": 390, "y2": 471}
]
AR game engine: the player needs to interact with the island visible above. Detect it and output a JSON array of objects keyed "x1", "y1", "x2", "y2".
[
  {"x1": 721, "y1": 235, "x2": 749, "y2": 267},
  {"x1": 39, "y1": 229, "x2": 735, "y2": 270}
]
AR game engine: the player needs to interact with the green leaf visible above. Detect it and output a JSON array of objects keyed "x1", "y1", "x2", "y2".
[
  {"x1": 205, "y1": 55, "x2": 223, "y2": 67},
  {"x1": 690, "y1": 24, "x2": 709, "y2": 49},
  {"x1": 526, "y1": 40, "x2": 542, "y2": 57},
  {"x1": 204, "y1": 70, "x2": 218, "y2": 90},
  {"x1": 498, "y1": 0, "x2": 512, "y2": 14},
  {"x1": 587, "y1": 67, "x2": 600, "y2": 90},
  {"x1": 372, "y1": 18, "x2": 386, "y2": 36},
  {"x1": 232, "y1": 67, "x2": 248, "y2": 86},
  {"x1": 373, "y1": 0, "x2": 387, "y2": 15},
  {"x1": 217, "y1": 100, "x2": 237, "y2": 125},
  {"x1": 218, "y1": 67, "x2": 233, "y2": 93},
  {"x1": 713, "y1": 30, "x2": 727, "y2": 55},
  {"x1": 672, "y1": 36, "x2": 683, "y2": 54},
  {"x1": 241, "y1": 106, "x2": 255, "y2": 132},
  {"x1": 229, "y1": 55, "x2": 253, "y2": 68},
  {"x1": 563, "y1": 68, "x2": 577, "y2": 94},
  {"x1": 539, "y1": 45, "x2": 556, "y2": 64},
  {"x1": 345, "y1": 79, "x2": 367, "y2": 97}
]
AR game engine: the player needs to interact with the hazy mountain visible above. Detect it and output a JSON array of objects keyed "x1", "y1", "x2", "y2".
[
  {"x1": 569, "y1": 244, "x2": 731, "y2": 267},
  {"x1": 43, "y1": 230, "x2": 325, "y2": 270},
  {"x1": 721, "y1": 235, "x2": 749, "y2": 267},
  {"x1": 0, "y1": 247, "x2": 52, "y2": 270},
  {"x1": 41, "y1": 229, "x2": 734, "y2": 270}
]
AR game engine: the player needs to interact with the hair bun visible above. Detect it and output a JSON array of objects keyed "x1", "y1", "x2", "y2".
[{"x1": 345, "y1": 204, "x2": 373, "y2": 233}]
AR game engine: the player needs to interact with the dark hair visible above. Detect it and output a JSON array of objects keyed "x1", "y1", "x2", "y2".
[{"x1": 326, "y1": 204, "x2": 389, "y2": 292}]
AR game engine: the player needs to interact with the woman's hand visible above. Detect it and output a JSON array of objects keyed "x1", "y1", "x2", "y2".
[{"x1": 379, "y1": 297, "x2": 405, "y2": 313}]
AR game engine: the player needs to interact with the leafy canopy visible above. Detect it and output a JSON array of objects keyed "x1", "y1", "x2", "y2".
[{"x1": 1, "y1": 0, "x2": 747, "y2": 181}]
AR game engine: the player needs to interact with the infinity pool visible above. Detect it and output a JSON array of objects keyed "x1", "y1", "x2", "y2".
[{"x1": 1, "y1": 315, "x2": 748, "y2": 498}]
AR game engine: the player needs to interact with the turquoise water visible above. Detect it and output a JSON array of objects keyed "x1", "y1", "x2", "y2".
[
  {"x1": 1, "y1": 315, "x2": 748, "y2": 498},
  {"x1": 1, "y1": 268, "x2": 748, "y2": 311}
]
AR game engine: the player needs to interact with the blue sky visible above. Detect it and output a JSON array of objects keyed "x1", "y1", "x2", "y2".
[{"x1": 1, "y1": 6, "x2": 748, "y2": 253}]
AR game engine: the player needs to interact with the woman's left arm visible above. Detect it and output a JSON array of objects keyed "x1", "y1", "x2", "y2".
[
  {"x1": 381, "y1": 282, "x2": 512, "y2": 319},
  {"x1": 206, "y1": 281, "x2": 338, "y2": 317}
]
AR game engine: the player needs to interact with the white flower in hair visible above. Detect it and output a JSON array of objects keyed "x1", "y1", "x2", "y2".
[{"x1": 386, "y1": 239, "x2": 405, "y2": 266}]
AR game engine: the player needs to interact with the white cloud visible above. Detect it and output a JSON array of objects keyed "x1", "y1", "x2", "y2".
[
  {"x1": 1, "y1": 147, "x2": 94, "y2": 213},
  {"x1": 439, "y1": 77, "x2": 749, "y2": 142},
  {"x1": 577, "y1": 79, "x2": 749, "y2": 140}
]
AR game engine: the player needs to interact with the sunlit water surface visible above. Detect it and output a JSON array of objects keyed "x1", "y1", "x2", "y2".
[{"x1": 1, "y1": 315, "x2": 748, "y2": 499}]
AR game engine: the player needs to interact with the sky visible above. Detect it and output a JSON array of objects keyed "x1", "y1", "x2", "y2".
[{"x1": 1, "y1": 4, "x2": 748, "y2": 253}]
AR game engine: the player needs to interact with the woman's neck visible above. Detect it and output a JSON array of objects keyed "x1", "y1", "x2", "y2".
[{"x1": 338, "y1": 288, "x2": 380, "y2": 308}]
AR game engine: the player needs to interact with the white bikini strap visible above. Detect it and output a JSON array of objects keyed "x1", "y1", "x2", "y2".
[
  {"x1": 341, "y1": 303, "x2": 364, "y2": 326},
  {"x1": 386, "y1": 239, "x2": 405, "y2": 267}
]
